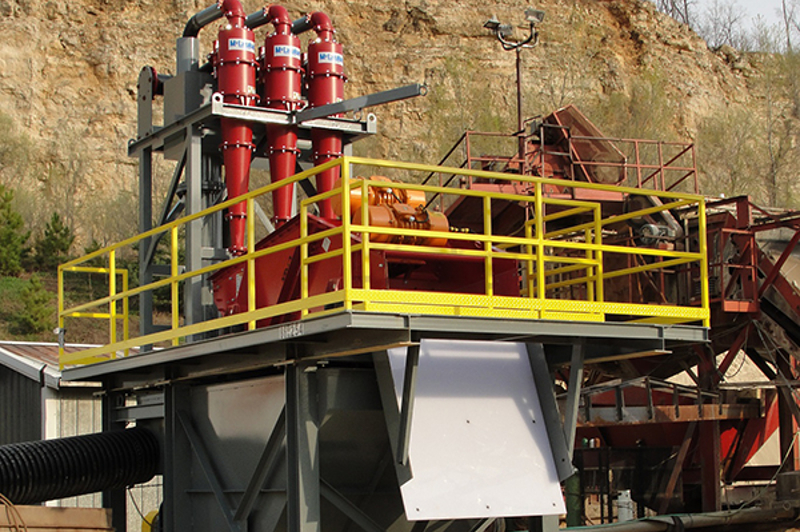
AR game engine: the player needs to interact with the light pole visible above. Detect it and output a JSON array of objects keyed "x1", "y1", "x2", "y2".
[{"x1": 484, "y1": 8, "x2": 545, "y2": 166}]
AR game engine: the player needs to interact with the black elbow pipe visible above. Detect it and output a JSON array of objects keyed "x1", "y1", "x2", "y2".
[
  {"x1": 0, "y1": 428, "x2": 160, "y2": 505},
  {"x1": 246, "y1": 9, "x2": 269, "y2": 29},
  {"x1": 291, "y1": 15, "x2": 313, "y2": 35},
  {"x1": 183, "y1": 3, "x2": 224, "y2": 38}
]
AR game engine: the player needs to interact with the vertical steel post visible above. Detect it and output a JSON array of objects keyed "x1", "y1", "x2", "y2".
[
  {"x1": 164, "y1": 383, "x2": 192, "y2": 532},
  {"x1": 286, "y1": 363, "x2": 321, "y2": 532},
  {"x1": 101, "y1": 390, "x2": 127, "y2": 532},
  {"x1": 139, "y1": 146, "x2": 154, "y2": 343},
  {"x1": 185, "y1": 126, "x2": 204, "y2": 332},
  {"x1": 137, "y1": 66, "x2": 155, "y2": 346}
]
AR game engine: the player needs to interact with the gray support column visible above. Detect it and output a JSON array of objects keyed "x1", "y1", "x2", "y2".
[
  {"x1": 164, "y1": 383, "x2": 193, "y2": 532},
  {"x1": 101, "y1": 388, "x2": 127, "y2": 532},
  {"x1": 563, "y1": 341, "x2": 585, "y2": 459},
  {"x1": 139, "y1": 146, "x2": 154, "y2": 342},
  {"x1": 526, "y1": 343, "x2": 575, "y2": 481},
  {"x1": 286, "y1": 363, "x2": 320, "y2": 532},
  {"x1": 185, "y1": 126, "x2": 204, "y2": 331}
]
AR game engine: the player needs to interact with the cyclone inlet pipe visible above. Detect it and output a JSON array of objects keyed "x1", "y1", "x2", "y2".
[
  {"x1": 213, "y1": 0, "x2": 259, "y2": 255},
  {"x1": 0, "y1": 428, "x2": 160, "y2": 505},
  {"x1": 258, "y1": 5, "x2": 302, "y2": 225},
  {"x1": 303, "y1": 12, "x2": 345, "y2": 220}
]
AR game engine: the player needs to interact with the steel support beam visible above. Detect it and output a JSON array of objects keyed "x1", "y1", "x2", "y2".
[
  {"x1": 319, "y1": 479, "x2": 384, "y2": 532},
  {"x1": 526, "y1": 343, "x2": 576, "y2": 481},
  {"x1": 295, "y1": 84, "x2": 425, "y2": 123},
  {"x1": 139, "y1": 146, "x2": 154, "y2": 342},
  {"x1": 164, "y1": 384, "x2": 192, "y2": 532},
  {"x1": 235, "y1": 408, "x2": 287, "y2": 523},
  {"x1": 778, "y1": 355, "x2": 798, "y2": 474},
  {"x1": 659, "y1": 421, "x2": 696, "y2": 514},
  {"x1": 468, "y1": 519, "x2": 496, "y2": 532},
  {"x1": 563, "y1": 341, "x2": 585, "y2": 459},
  {"x1": 143, "y1": 151, "x2": 186, "y2": 269},
  {"x1": 101, "y1": 389, "x2": 127, "y2": 532},
  {"x1": 184, "y1": 125, "x2": 204, "y2": 332},
  {"x1": 372, "y1": 351, "x2": 413, "y2": 485},
  {"x1": 396, "y1": 343, "x2": 420, "y2": 466},
  {"x1": 178, "y1": 410, "x2": 242, "y2": 532},
  {"x1": 286, "y1": 363, "x2": 320, "y2": 532}
]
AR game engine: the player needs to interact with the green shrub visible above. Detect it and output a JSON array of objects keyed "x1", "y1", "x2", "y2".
[
  {"x1": 0, "y1": 184, "x2": 30, "y2": 276},
  {"x1": 31, "y1": 212, "x2": 75, "y2": 271},
  {"x1": 13, "y1": 275, "x2": 54, "y2": 334}
]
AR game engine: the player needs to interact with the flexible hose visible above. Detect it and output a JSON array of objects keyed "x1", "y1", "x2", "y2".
[{"x1": 0, "y1": 428, "x2": 159, "y2": 505}]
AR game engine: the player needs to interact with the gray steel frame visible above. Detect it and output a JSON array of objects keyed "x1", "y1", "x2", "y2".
[
  {"x1": 64, "y1": 311, "x2": 707, "y2": 383},
  {"x1": 85, "y1": 312, "x2": 706, "y2": 532}
]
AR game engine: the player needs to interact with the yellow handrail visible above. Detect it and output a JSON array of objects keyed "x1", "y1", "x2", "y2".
[{"x1": 58, "y1": 156, "x2": 710, "y2": 368}]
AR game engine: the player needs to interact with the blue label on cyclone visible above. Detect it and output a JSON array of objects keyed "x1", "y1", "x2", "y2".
[
  {"x1": 228, "y1": 38, "x2": 256, "y2": 53},
  {"x1": 274, "y1": 45, "x2": 302, "y2": 59},
  {"x1": 318, "y1": 52, "x2": 344, "y2": 65}
]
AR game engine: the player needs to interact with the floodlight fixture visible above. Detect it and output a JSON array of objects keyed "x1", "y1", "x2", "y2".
[
  {"x1": 525, "y1": 8, "x2": 545, "y2": 25},
  {"x1": 483, "y1": 16, "x2": 500, "y2": 31}
]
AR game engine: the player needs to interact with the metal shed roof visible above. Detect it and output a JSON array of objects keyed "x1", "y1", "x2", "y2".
[{"x1": 0, "y1": 341, "x2": 101, "y2": 389}]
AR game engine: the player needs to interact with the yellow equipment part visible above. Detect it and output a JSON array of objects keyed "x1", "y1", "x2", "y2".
[
  {"x1": 142, "y1": 510, "x2": 159, "y2": 532},
  {"x1": 330, "y1": 175, "x2": 426, "y2": 218}
]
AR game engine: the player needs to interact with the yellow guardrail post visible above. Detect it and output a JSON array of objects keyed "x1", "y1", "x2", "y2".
[
  {"x1": 698, "y1": 200, "x2": 710, "y2": 327},
  {"x1": 170, "y1": 226, "x2": 179, "y2": 346},
  {"x1": 122, "y1": 269, "x2": 129, "y2": 356},
  {"x1": 300, "y1": 196, "x2": 309, "y2": 317},
  {"x1": 594, "y1": 203, "x2": 604, "y2": 306},
  {"x1": 525, "y1": 220, "x2": 534, "y2": 300},
  {"x1": 585, "y1": 227, "x2": 595, "y2": 302},
  {"x1": 56, "y1": 156, "x2": 710, "y2": 368},
  {"x1": 57, "y1": 265, "x2": 65, "y2": 362},
  {"x1": 341, "y1": 158, "x2": 353, "y2": 310},
  {"x1": 247, "y1": 198, "x2": 256, "y2": 330},
  {"x1": 361, "y1": 178, "x2": 371, "y2": 291},
  {"x1": 109, "y1": 249, "x2": 117, "y2": 356},
  {"x1": 483, "y1": 195, "x2": 493, "y2": 299},
  {"x1": 535, "y1": 182, "x2": 545, "y2": 315}
]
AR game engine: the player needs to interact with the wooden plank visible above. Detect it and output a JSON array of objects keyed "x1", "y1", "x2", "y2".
[{"x1": 0, "y1": 506, "x2": 113, "y2": 531}]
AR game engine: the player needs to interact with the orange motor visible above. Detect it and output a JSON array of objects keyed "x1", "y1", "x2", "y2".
[
  {"x1": 330, "y1": 176, "x2": 426, "y2": 218},
  {"x1": 330, "y1": 175, "x2": 448, "y2": 247},
  {"x1": 353, "y1": 203, "x2": 449, "y2": 247}
]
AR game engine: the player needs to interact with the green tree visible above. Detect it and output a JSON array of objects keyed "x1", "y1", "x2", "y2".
[
  {"x1": 0, "y1": 184, "x2": 30, "y2": 276},
  {"x1": 13, "y1": 275, "x2": 54, "y2": 334},
  {"x1": 32, "y1": 212, "x2": 75, "y2": 271}
]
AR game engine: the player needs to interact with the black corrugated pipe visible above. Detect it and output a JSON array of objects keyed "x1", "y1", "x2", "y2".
[
  {"x1": 183, "y1": 3, "x2": 224, "y2": 38},
  {"x1": 0, "y1": 428, "x2": 160, "y2": 505}
]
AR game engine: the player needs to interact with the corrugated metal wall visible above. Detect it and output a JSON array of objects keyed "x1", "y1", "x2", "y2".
[
  {"x1": 0, "y1": 365, "x2": 41, "y2": 445},
  {"x1": 45, "y1": 387, "x2": 104, "y2": 509}
]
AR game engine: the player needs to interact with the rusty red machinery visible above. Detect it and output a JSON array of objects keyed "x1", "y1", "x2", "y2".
[
  {"x1": 212, "y1": 0, "x2": 259, "y2": 255},
  {"x1": 301, "y1": 12, "x2": 346, "y2": 220},
  {"x1": 260, "y1": 5, "x2": 302, "y2": 225},
  {"x1": 147, "y1": 2, "x2": 800, "y2": 522}
]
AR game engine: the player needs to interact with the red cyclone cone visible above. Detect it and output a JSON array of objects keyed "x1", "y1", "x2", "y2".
[
  {"x1": 261, "y1": 5, "x2": 302, "y2": 225},
  {"x1": 214, "y1": 0, "x2": 258, "y2": 255},
  {"x1": 306, "y1": 12, "x2": 345, "y2": 220}
]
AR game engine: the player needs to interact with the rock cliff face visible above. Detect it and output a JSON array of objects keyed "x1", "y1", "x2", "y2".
[{"x1": 0, "y1": 0, "x2": 757, "y2": 240}]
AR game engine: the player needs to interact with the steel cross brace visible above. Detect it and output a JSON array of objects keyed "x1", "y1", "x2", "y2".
[
  {"x1": 235, "y1": 407, "x2": 287, "y2": 524},
  {"x1": 295, "y1": 84, "x2": 425, "y2": 123},
  {"x1": 320, "y1": 479, "x2": 385, "y2": 532},
  {"x1": 177, "y1": 410, "x2": 243, "y2": 532},
  {"x1": 527, "y1": 343, "x2": 577, "y2": 481}
]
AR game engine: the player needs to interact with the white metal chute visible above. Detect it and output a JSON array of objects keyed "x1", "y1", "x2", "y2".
[{"x1": 383, "y1": 339, "x2": 565, "y2": 521}]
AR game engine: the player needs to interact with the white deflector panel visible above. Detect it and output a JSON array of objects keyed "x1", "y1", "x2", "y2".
[{"x1": 387, "y1": 339, "x2": 565, "y2": 521}]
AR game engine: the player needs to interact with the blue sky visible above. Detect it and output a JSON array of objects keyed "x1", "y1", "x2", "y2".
[{"x1": 693, "y1": 0, "x2": 786, "y2": 28}]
